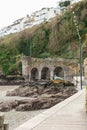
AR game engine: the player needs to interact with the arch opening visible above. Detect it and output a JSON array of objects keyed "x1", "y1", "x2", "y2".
[
  {"x1": 41, "y1": 67, "x2": 50, "y2": 80},
  {"x1": 31, "y1": 68, "x2": 39, "y2": 81},
  {"x1": 54, "y1": 67, "x2": 64, "y2": 78}
]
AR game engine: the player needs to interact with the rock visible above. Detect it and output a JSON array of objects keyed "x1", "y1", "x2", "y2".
[
  {"x1": 16, "y1": 99, "x2": 34, "y2": 105},
  {"x1": 16, "y1": 103, "x2": 32, "y2": 111},
  {"x1": 0, "y1": 103, "x2": 12, "y2": 112},
  {"x1": 6, "y1": 86, "x2": 38, "y2": 97},
  {"x1": 35, "y1": 98, "x2": 52, "y2": 109},
  {"x1": 0, "y1": 80, "x2": 8, "y2": 85},
  {"x1": 63, "y1": 86, "x2": 77, "y2": 95},
  {"x1": 37, "y1": 87, "x2": 44, "y2": 95},
  {"x1": 6, "y1": 88, "x2": 19, "y2": 96},
  {"x1": 0, "y1": 101, "x2": 18, "y2": 112},
  {"x1": 0, "y1": 81, "x2": 78, "y2": 112},
  {"x1": 15, "y1": 98, "x2": 56, "y2": 111}
]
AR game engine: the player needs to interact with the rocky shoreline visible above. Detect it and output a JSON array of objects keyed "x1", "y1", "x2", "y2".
[
  {"x1": 0, "y1": 86, "x2": 45, "y2": 130},
  {"x1": 0, "y1": 75, "x2": 24, "y2": 85},
  {"x1": 0, "y1": 82, "x2": 77, "y2": 112}
]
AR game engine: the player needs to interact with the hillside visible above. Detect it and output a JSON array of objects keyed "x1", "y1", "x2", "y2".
[{"x1": 0, "y1": 0, "x2": 87, "y2": 75}]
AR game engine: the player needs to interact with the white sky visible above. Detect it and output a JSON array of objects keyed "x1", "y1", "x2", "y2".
[{"x1": 0, "y1": 0, "x2": 58, "y2": 29}]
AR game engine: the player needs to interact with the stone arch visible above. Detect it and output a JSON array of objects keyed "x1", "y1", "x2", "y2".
[
  {"x1": 54, "y1": 67, "x2": 64, "y2": 78},
  {"x1": 41, "y1": 67, "x2": 50, "y2": 80},
  {"x1": 31, "y1": 68, "x2": 39, "y2": 81}
]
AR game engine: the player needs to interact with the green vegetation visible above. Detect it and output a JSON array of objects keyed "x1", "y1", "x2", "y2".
[
  {"x1": 0, "y1": 0, "x2": 87, "y2": 75},
  {"x1": 59, "y1": 0, "x2": 70, "y2": 8}
]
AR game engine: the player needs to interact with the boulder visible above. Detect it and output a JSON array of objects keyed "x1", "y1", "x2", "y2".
[{"x1": 16, "y1": 103, "x2": 32, "y2": 111}]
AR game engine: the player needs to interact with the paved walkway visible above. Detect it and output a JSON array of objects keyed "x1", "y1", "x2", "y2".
[{"x1": 14, "y1": 89, "x2": 87, "y2": 130}]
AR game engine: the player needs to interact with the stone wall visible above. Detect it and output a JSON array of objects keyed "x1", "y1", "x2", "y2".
[
  {"x1": 85, "y1": 87, "x2": 87, "y2": 113},
  {"x1": 22, "y1": 56, "x2": 31, "y2": 81},
  {"x1": 0, "y1": 113, "x2": 9, "y2": 130},
  {"x1": 84, "y1": 58, "x2": 87, "y2": 79},
  {"x1": 22, "y1": 56, "x2": 79, "y2": 82}
]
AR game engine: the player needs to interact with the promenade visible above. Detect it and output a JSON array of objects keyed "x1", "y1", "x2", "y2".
[{"x1": 14, "y1": 88, "x2": 87, "y2": 130}]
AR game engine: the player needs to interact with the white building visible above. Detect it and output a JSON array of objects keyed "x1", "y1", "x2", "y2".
[
  {"x1": 0, "y1": 7, "x2": 60, "y2": 37},
  {"x1": 0, "y1": 18, "x2": 24, "y2": 37},
  {"x1": 71, "y1": 0, "x2": 82, "y2": 4},
  {"x1": 33, "y1": 7, "x2": 60, "y2": 26},
  {"x1": 0, "y1": 0, "x2": 83, "y2": 37},
  {"x1": 57, "y1": 0, "x2": 82, "y2": 11}
]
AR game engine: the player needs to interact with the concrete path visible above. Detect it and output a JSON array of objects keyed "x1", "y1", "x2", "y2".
[{"x1": 14, "y1": 89, "x2": 87, "y2": 130}]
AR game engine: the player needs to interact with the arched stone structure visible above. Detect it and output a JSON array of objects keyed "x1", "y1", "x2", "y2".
[
  {"x1": 54, "y1": 67, "x2": 64, "y2": 78},
  {"x1": 31, "y1": 68, "x2": 39, "y2": 81},
  {"x1": 41, "y1": 67, "x2": 50, "y2": 80},
  {"x1": 22, "y1": 56, "x2": 79, "y2": 82}
]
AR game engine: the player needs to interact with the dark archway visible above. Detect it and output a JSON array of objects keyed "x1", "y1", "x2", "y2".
[
  {"x1": 54, "y1": 67, "x2": 64, "y2": 78},
  {"x1": 31, "y1": 68, "x2": 39, "y2": 81},
  {"x1": 41, "y1": 67, "x2": 50, "y2": 80}
]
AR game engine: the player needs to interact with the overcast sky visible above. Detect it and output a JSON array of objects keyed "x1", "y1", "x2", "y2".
[{"x1": 0, "y1": 0, "x2": 58, "y2": 29}]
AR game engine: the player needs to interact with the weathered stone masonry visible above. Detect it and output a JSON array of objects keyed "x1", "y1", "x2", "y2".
[
  {"x1": 84, "y1": 58, "x2": 87, "y2": 79},
  {"x1": 22, "y1": 56, "x2": 79, "y2": 82},
  {"x1": 0, "y1": 113, "x2": 9, "y2": 130}
]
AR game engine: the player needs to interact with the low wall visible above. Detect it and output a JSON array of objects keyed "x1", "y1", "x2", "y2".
[
  {"x1": 85, "y1": 87, "x2": 87, "y2": 112},
  {"x1": 0, "y1": 113, "x2": 9, "y2": 130}
]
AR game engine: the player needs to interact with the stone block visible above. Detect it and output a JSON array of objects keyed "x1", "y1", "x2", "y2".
[
  {"x1": 0, "y1": 113, "x2": 9, "y2": 130},
  {"x1": 85, "y1": 87, "x2": 87, "y2": 113},
  {"x1": 4, "y1": 123, "x2": 9, "y2": 130}
]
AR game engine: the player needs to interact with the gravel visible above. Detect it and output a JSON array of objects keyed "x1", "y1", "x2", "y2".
[{"x1": 0, "y1": 86, "x2": 45, "y2": 130}]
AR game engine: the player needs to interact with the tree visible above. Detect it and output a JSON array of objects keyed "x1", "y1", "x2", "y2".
[{"x1": 59, "y1": 0, "x2": 70, "y2": 8}]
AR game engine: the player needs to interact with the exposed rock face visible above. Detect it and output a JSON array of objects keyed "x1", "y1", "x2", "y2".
[{"x1": 0, "y1": 83, "x2": 77, "y2": 112}]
